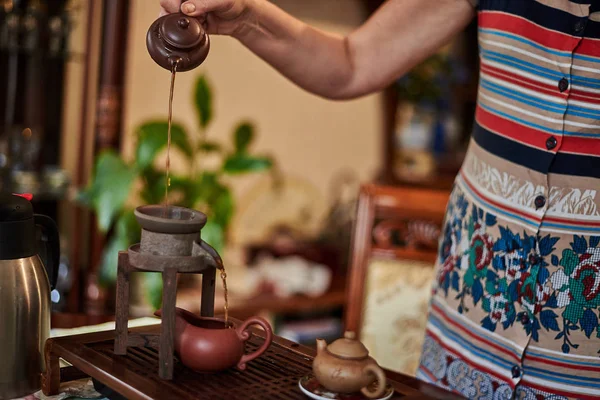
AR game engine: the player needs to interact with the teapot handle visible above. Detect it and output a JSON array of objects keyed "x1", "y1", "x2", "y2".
[
  {"x1": 361, "y1": 364, "x2": 387, "y2": 399},
  {"x1": 235, "y1": 317, "x2": 273, "y2": 370},
  {"x1": 34, "y1": 214, "x2": 60, "y2": 290}
]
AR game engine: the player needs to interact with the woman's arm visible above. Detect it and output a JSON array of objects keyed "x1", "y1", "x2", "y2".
[{"x1": 161, "y1": 0, "x2": 475, "y2": 100}]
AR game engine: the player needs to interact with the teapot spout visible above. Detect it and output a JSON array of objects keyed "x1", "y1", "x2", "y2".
[{"x1": 316, "y1": 338, "x2": 327, "y2": 355}]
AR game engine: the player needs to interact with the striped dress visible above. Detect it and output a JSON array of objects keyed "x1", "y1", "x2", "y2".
[{"x1": 417, "y1": 1, "x2": 600, "y2": 399}]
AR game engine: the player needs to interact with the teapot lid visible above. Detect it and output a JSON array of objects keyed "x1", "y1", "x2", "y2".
[
  {"x1": 327, "y1": 331, "x2": 369, "y2": 359},
  {"x1": 0, "y1": 193, "x2": 33, "y2": 222},
  {"x1": 159, "y1": 14, "x2": 206, "y2": 50}
]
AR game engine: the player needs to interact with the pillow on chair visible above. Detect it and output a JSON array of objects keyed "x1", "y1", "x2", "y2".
[{"x1": 359, "y1": 258, "x2": 434, "y2": 377}]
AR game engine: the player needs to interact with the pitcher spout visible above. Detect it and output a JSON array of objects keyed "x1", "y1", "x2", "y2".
[{"x1": 154, "y1": 308, "x2": 192, "y2": 340}]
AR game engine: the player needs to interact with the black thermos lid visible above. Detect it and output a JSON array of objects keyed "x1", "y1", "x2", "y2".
[{"x1": 0, "y1": 193, "x2": 36, "y2": 259}]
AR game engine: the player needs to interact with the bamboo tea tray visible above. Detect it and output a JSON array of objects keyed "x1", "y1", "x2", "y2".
[{"x1": 42, "y1": 321, "x2": 456, "y2": 400}]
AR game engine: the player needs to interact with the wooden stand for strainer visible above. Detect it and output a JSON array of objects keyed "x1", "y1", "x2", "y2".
[{"x1": 113, "y1": 205, "x2": 223, "y2": 380}]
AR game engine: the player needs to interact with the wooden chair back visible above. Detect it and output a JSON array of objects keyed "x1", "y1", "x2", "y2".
[{"x1": 344, "y1": 183, "x2": 450, "y2": 335}]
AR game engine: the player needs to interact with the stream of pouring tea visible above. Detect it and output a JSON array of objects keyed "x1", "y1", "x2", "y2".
[
  {"x1": 164, "y1": 60, "x2": 179, "y2": 216},
  {"x1": 163, "y1": 59, "x2": 229, "y2": 326},
  {"x1": 221, "y1": 268, "x2": 229, "y2": 327}
]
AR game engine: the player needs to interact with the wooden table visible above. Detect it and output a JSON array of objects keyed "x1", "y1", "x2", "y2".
[{"x1": 43, "y1": 321, "x2": 460, "y2": 400}]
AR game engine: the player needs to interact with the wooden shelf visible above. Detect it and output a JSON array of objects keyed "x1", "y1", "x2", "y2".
[
  {"x1": 228, "y1": 289, "x2": 346, "y2": 320},
  {"x1": 176, "y1": 284, "x2": 347, "y2": 321}
]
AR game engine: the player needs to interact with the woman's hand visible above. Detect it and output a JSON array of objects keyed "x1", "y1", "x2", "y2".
[{"x1": 159, "y1": 0, "x2": 254, "y2": 37}]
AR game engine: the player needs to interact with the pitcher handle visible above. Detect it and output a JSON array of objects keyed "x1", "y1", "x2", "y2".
[
  {"x1": 34, "y1": 214, "x2": 60, "y2": 290},
  {"x1": 361, "y1": 364, "x2": 387, "y2": 399},
  {"x1": 235, "y1": 317, "x2": 273, "y2": 370}
]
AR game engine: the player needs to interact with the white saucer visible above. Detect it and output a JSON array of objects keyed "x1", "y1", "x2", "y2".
[{"x1": 298, "y1": 375, "x2": 394, "y2": 400}]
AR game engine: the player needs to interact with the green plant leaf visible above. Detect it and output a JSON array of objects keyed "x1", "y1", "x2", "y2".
[
  {"x1": 139, "y1": 168, "x2": 166, "y2": 205},
  {"x1": 118, "y1": 209, "x2": 141, "y2": 243},
  {"x1": 185, "y1": 172, "x2": 220, "y2": 206},
  {"x1": 233, "y1": 122, "x2": 254, "y2": 153},
  {"x1": 168, "y1": 174, "x2": 195, "y2": 193},
  {"x1": 162, "y1": 175, "x2": 195, "y2": 208},
  {"x1": 135, "y1": 121, "x2": 192, "y2": 170},
  {"x1": 78, "y1": 151, "x2": 137, "y2": 232},
  {"x1": 99, "y1": 235, "x2": 128, "y2": 285},
  {"x1": 139, "y1": 167, "x2": 194, "y2": 206},
  {"x1": 199, "y1": 141, "x2": 222, "y2": 153},
  {"x1": 223, "y1": 154, "x2": 273, "y2": 174},
  {"x1": 212, "y1": 188, "x2": 234, "y2": 228},
  {"x1": 194, "y1": 76, "x2": 213, "y2": 129},
  {"x1": 143, "y1": 273, "x2": 164, "y2": 311},
  {"x1": 98, "y1": 210, "x2": 140, "y2": 285},
  {"x1": 201, "y1": 220, "x2": 224, "y2": 254}
]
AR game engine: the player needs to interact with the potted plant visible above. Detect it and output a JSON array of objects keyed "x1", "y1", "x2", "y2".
[{"x1": 79, "y1": 74, "x2": 275, "y2": 313}]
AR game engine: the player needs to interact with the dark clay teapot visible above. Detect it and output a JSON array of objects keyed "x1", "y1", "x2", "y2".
[
  {"x1": 313, "y1": 331, "x2": 387, "y2": 398},
  {"x1": 146, "y1": 2, "x2": 210, "y2": 71},
  {"x1": 155, "y1": 308, "x2": 273, "y2": 372}
]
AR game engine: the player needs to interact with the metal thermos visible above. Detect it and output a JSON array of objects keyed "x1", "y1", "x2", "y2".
[{"x1": 0, "y1": 193, "x2": 59, "y2": 399}]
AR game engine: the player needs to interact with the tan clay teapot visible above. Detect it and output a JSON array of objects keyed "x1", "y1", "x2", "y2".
[
  {"x1": 155, "y1": 307, "x2": 273, "y2": 372},
  {"x1": 313, "y1": 331, "x2": 387, "y2": 399}
]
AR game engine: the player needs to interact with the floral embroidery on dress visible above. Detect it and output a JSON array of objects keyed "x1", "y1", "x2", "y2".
[
  {"x1": 433, "y1": 185, "x2": 600, "y2": 354},
  {"x1": 550, "y1": 237, "x2": 600, "y2": 353}
]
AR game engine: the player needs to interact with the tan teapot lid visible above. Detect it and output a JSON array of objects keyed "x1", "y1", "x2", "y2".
[{"x1": 326, "y1": 331, "x2": 369, "y2": 359}]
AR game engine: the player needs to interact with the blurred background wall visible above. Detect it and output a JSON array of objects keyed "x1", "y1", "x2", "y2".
[{"x1": 120, "y1": 0, "x2": 381, "y2": 215}]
